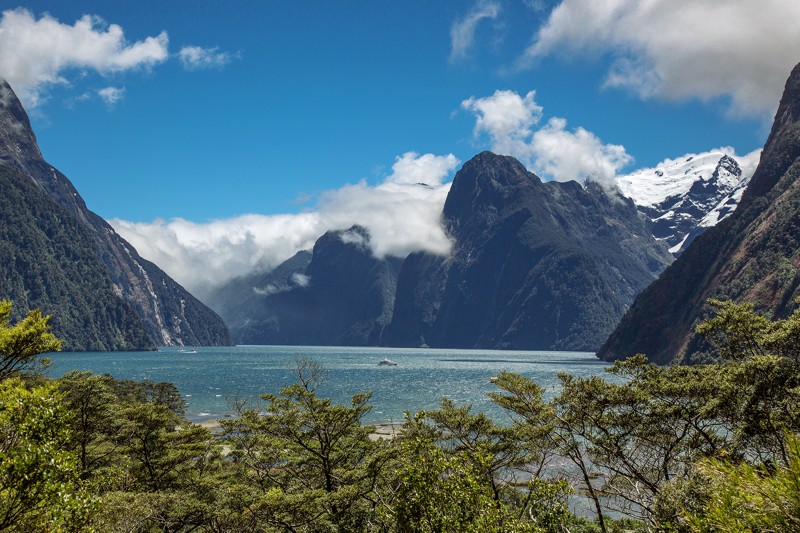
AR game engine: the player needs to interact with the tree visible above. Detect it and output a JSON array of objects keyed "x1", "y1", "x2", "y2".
[
  {"x1": 0, "y1": 378, "x2": 95, "y2": 531},
  {"x1": 389, "y1": 424, "x2": 553, "y2": 533},
  {"x1": 0, "y1": 299, "x2": 60, "y2": 380},
  {"x1": 58, "y1": 371, "x2": 121, "y2": 478},
  {"x1": 403, "y1": 397, "x2": 543, "y2": 502},
  {"x1": 221, "y1": 359, "x2": 391, "y2": 531},
  {"x1": 685, "y1": 433, "x2": 800, "y2": 532}
]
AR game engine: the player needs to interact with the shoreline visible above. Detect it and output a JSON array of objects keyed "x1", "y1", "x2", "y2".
[{"x1": 197, "y1": 419, "x2": 403, "y2": 440}]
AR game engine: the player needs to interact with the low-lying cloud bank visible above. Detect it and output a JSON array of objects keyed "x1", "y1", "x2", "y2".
[{"x1": 110, "y1": 152, "x2": 458, "y2": 298}]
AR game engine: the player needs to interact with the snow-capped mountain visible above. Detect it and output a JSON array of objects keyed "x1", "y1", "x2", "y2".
[{"x1": 615, "y1": 149, "x2": 761, "y2": 255}]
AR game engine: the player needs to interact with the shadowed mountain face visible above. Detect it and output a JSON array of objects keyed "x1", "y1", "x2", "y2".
[
  {"x1": 214, "y1": 226, "x2": 402, "y2": 346},
  {"x1": 213, "y1": 153, "x2": 672, "y2": 352},
  {"x1": 598, "y1": 62, "x2": 800, "y2": 364},
  {"x1": 0, "y1": 81, "x2": 231, "y2": 350},
  {"x1": 384, "y1": 152, "x2": 673, "y2": 351}
]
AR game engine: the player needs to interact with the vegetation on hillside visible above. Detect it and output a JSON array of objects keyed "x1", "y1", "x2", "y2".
[
  {"x1": 0, "y1": 167, "x2": 153, "y2": 351},
  {"x1": 2, "y1": 298, "x2": 800, "y2": 531}
]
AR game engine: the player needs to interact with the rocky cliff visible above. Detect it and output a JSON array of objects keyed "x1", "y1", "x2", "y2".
[
  {"x1": 598, "y1": 62, "x2": 800, "y2": 364},
  {"x1": 216, "y1": 226, "x2": 402, "y2": 346},
  {"x1": 0, "y1": 81, "x2": 231, "y2": 349},
  {"x1": 384, "y1": 152, "x2": 673, "y2": 351}
]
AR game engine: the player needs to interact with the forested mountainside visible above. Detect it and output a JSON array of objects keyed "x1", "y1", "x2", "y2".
[{"x1": 0, "y1": 81, "x2": 230, "y2": 349}]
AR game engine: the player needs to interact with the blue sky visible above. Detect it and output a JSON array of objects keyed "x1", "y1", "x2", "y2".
[{"x1": 2, "y1": 1, "x2": 799, "y2": 294}]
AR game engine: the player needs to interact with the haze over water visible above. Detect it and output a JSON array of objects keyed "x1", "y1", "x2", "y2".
[{"x1": 47, "y1": 346, "x2": 610, "y2": 424}]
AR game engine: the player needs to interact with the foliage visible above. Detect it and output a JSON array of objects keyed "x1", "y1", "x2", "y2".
[
  {"x1": 0, "y1": 378, "x2": 95, "y2": 531},
  {"x1": 0, "y1": 299, "x2": 60, "y2": 380},
  {"x1": 389, "y1": 428, "x2": 549, "y2": 533},
  {"x1": 0, "y1": 167, "x2": 153, "y2": 351},
  {"x1": 220, "y1": 358, "x2": 391, "y2": 531},
  {"x1": 695, "y1": 299, "x2": 772, "y2": 360},
  {"x1": 685, "y1": 433, "x2": 800, "y2": 532}
]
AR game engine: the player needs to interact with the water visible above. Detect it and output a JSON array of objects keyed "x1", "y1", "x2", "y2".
[{"x1": 47, "y1": 345, "x2": 611, "y2": 424}]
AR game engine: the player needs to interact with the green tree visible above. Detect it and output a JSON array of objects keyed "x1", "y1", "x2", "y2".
[
  {"x1": 0, "y1": 299, "x2": 60, "y2": 380},
  {"x1": 685, "y1": 433, "x2": 800, "y2": 532},
  {"x1": 389, "y1": 426, "x2": 552, "y2": 533},
  {"x1": 0, "y1": 378, "x2": 95, "y2": 531},
  {"x1": 221, "y1": 359, "x2": 391, "y2": 531},
  {"x1": 403, "y1": 396, "x2": 544, "y2": 502},
  {"x1": 58, "y1": 371, "x2": 121, "y2": 479}
]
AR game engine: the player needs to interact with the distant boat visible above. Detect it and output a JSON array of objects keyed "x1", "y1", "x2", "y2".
[
  {"x1": 185, "y1": 349, "x2": 198, "y2": 353},
  {"x1": 378, "y1": 358, "x2": 398, "y2": 366}
]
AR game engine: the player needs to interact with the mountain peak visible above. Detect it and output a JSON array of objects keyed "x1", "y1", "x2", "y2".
[
  {"x1": 740, "y1": 61, "x2": 800, "y2": 204},
  {"x1": 443, "y1": 152, "x2": 542, "y2": 230},
  {"x1": 0, "y1": 80, "x2": 44, "y2": 174}
]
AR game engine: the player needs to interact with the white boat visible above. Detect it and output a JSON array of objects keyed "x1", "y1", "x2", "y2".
[{"x1": 378, "y1": 358, "x2": 398, "y2": 366}]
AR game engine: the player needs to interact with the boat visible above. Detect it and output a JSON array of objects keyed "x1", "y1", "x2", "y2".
[{"x1": 378, "y1": 358, "x2": 398, "y2": 366}]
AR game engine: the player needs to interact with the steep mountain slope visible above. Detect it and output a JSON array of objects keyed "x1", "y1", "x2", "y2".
[
  {"x1": 0, "y1": 165, "x2": 152, "y2": 351},
  {"x1": 598, "y1": 62, "x2": 800, "y2": 364},
  {"x1": 0, "y1": 81, "x2": 231, "y2": 348},
  {"x1": 384, "y1": 152, "x2": 673, "y2": 351},
  {"x1": 616, "y1": 151, "x2": 755, "y2": 254},
  {"x1": 216, "y1": 226, "x2": 402, "y2": 346}
]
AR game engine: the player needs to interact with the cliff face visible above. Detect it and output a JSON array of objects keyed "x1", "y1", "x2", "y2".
[
  {"x1": 216, "y1": 226, "x2": 402, "y2": 346},
  {"x1": 0, "y1": 165, "x2": 153, "y2": 351},
  {"x1": 598, "y1": 62, "x2": 800, "y2": 364},
  {"x1": 0, "y1": 81, "x2": 231, "y2": 349},
  {"x1": 385, "y1": 152, "x2": 673, "y2": 351}
]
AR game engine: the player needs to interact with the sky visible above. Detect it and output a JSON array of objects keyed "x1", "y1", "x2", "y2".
[{"x1": 2, "y1": 1, "x2": 799, "y2": 297}]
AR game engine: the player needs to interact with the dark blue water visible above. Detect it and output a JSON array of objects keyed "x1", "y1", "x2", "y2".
[{"x1": 47, "y1": 345, "x2": 611, "y2": 424}]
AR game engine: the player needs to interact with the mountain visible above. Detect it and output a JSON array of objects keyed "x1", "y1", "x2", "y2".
[
  {"x1": 0, "y1": 80, "x2": 231, "y2": 349},
  {"x1": 598, "y1": 62, "x2": 800, "y2": 364},
  {"x1": 214, "y1": 226, "x2": 402, "y2": 346},
  {"x1": 383, "y1": 152, "x2": 674, "y2": 351},
  {"x1": 616, "y1": 151, "x2": 754, "y2": 255},
  {"x1": 0, "y1": 165, "x2": 153, "y2": 350}
]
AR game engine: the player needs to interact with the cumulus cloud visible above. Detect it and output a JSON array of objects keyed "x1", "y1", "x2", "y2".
[
  {"x1": 0, "y1": 8, "x2": 168, "y2": 107},
  {"x1": 518, "y1": 0, "x2": 800, "y2": 117},
  {"x1": 450, "y1": 1, "x2": 501, "y2": 62},
  {"x1": 110, "y1": 152, "x2": 459, "y2": 297},
  {"x1": 386, "y1": 151, "x2": 460, "y2": 185},
  {"x1": 462, "y1": 89, "x2": 631, "y2": 182},
  {"x1": 462, "y1": 90, "x2": 542, "y2": 159},
  {"x1": 178, "y1": 46, "x2": 235, "y2": 70},
  {"x1": 97, "y1": 86, "x2": 125, "y2": 106},
  {"x1": 530, "y1": 118, "x2": 632, "y2": 183}
]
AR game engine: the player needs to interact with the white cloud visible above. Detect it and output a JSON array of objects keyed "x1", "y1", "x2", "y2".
[
  {"x1": 110, "y1": 152, "x2": 458, "y2": 297},
  {"x1": 518, "y1": 0, "x2": 800, "y2": 117},
  {"x1": 530, "y1": 117, "x2": 632, "y2": 183},
  {"x1": 462, "y1": 89, "x2": 542, "y2": 159},
  {"x1": 386, "y1": 151, "x2": 460, "y2": 185},
  {"x1": 462, "y1": 89, "x2": 631, "y2": 182},
  {"x1": 291, "y1": 273, "x2": 310, "y2": 288},
  {"x1": 0, "y1": 8, "x2": 168, "y2": 107},
  {"x1": 450, "y1": 1, "x2": 500, "y2": 62},
  {"x1": 97, "y1": 86, "x2": 125, "y2": 106},
  {"x1": 178, "y1": 46, "x2": 234, "y2": 70}
]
